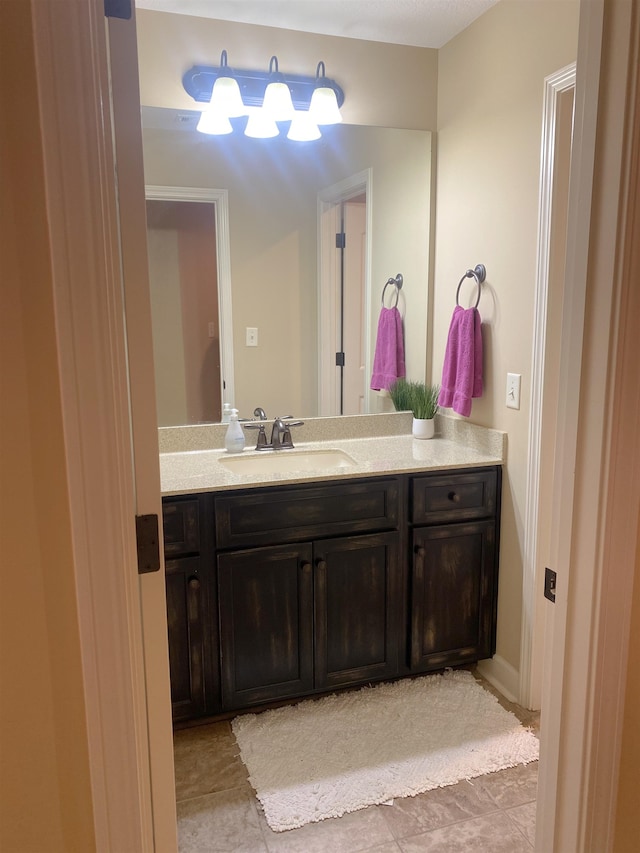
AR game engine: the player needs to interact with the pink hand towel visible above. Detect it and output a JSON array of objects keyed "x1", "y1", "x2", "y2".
[
  {"x1": 370, "y1": 306, "x2": 406, "y2": 391},
  {"x1": 438, "y1": 306, "x2": 483, "y2": 417}
]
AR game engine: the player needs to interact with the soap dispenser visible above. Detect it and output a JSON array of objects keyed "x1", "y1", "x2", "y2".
[{"x1": 224, "y1": 409, "x2": 245, "y2": 453}]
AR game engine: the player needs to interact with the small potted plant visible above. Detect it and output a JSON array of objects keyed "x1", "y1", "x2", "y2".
[{"x1": 389, "y1": 379, "x2": 440, "y2": 439}]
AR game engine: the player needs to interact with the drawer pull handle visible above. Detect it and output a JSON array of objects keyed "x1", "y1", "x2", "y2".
[
  {"x1": 448, "y1": 491, "x2": 461, "y2": 503},
  {"x1": 187, "y1": 576, "x2": 200, "y2": 591},
  {"x1": 301, "y1": 561, "x2": 312, "y2": 575}
]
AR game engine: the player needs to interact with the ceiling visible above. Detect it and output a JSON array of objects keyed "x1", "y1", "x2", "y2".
[{"x1": 134, "y1": 0, "x2": 499, "y2": 49}]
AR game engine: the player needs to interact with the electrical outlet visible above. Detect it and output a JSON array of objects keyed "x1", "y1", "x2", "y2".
[
  {"x1": 506, "y1": 373, "x2": 521, "y2": 409},
  {"x1": 246, "y1": 327, "x2": 258, "y2": 347}
]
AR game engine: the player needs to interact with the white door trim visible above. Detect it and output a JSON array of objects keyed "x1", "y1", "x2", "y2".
[
  {"x1": 520, "y1": 62, "x2": 576, "y2": 711},
  {"x1": 317, "y1": 169, "x2": 372, "y2": 415},
  {"x1": 537, "y1": 1, "x2": 640, "y2": 849},
  {"x1": 145, "y1": 185, "x2": 235, "y2": 408},
  {"x1": 31, "y1": 0, "x2": 157, "y2": 848}
]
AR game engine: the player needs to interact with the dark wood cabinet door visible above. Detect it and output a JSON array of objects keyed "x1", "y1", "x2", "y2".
[
  {"x1": 162, "y1": 498, "x2": 200, "y2": 556},
  {"x1": 218, "y1": 543, "x2": 314, "y2": 710},
  {"x1": 165, "y1": 556, "x2": 207, "y2": 721},
  {"x1": 314, "y1": 532, "x2": 401, "y2": 689},
  {"x1": 410, "y1": 520, "x2": 497, "y2": 671}
]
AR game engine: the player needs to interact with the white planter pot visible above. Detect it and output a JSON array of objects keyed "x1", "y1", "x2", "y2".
[{"x1": 412, "y1": 417, "x2": 435, "y2": 439}]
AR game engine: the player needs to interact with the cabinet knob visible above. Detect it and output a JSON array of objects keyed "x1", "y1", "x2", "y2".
[
  {"x1": 300, "y1": 561, "x2": 312, "y2": 575},
  {"x1": 448, "y1": 491, "x2": 461, "y2": 503},
  {"x1": 315, "y1": 559, "x2": 327, "y2": 572},
  {"x1": 415, "y1": 546, "x2": 426, "y2": 558},
  {"x1": 187, "y1": 576, "x2": 200, "y2": 591}
]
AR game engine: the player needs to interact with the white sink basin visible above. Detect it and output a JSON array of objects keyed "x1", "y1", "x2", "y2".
[{"x1": 219, "y1": 448, "x2": 357, "y2": 476}]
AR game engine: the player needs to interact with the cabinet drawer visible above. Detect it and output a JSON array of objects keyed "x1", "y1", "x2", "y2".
[
  {"x1": 215, "y1": 478, "x2": 400, "y2": 549},
  {"x1": 411, "y1": 468, "x2": 498, "y2": 524},
  {"x1": 162, "y1": 498, "x2": 200, "y2": 556}
]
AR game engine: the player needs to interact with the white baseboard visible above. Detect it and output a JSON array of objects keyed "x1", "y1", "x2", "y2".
[{"x1": 476, "y1": 655, "x2": 520, "y2": 704}]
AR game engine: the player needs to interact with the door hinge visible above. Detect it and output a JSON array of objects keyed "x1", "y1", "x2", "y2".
[
  {"x1": 335, "y1": 352, "x2": 345, "y2": 367},
  {"x1": 104, "y1": 0, "x2": 132, "y2": 19},
  {"x1": 544, "y1": 567, "x2": 556, "y2": 603},
  {"x1": 335, "y1": 232, "x2": 346, "y2": 249},
  {"x1": 136, "y1": 514, "x2": 161, "y2": 574}
]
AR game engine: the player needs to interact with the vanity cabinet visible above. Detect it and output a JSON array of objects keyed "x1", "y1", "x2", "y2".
[
  {"x1": 215, "y1": 479, "x2": 402, "y2": 710},
  {"x1": 162, "y1": 495, "x2": 220, "y2": 722},
  {"x1": 162, "y1": 466, "x2": 500, "y2": 723},
  {"x1": 409, "y1": 468, "x2": 500, "y2": 672}
]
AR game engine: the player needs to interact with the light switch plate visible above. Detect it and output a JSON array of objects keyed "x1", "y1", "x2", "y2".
[
  {"x1": 246, "y1": 327, "x2": 258, "y2": 347},
  {"x1": 506, "y1": 373, "x2": 521, "y2": 409}
]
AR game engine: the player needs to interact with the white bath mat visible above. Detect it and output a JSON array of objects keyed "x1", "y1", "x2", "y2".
[{"x1": 231, "y1": 669, "x2": 538, "y2": 833}]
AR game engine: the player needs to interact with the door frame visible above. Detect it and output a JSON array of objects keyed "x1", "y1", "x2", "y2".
[
  {"x1": 317, "y1": 169, "x2": 372, "y2": 416},
  {"x1": 28, "y1": 0, "x2": 639, "y2": 850},
  {"x1": 520, "y1": 62, "x2": 576, "y2": 711},
  {"x1": 536, "y1": 1, "x2": 640, "y2": 849},
  {"x1": 31, "y1": 1, "x2": 165, "y2": 849},
  {"x1": 145, "y1": 185, "x2": 235, "y2": 410}
]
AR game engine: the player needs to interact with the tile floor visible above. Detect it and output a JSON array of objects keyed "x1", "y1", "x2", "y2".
[{"x1": 174, "y1": 672, "x2": 540, "y2": 852}]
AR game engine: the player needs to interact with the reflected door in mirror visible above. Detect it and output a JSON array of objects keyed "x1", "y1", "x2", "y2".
[{"x1": 146, "y1": 200, "x2": 222, "y2": 426}]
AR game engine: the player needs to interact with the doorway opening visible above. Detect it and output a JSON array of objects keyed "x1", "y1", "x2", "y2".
[
  {"x1": 145, "y1": 186, "x2": 235, "y2": 420},
  {"x1": 318, "y1": 170, "x2": 372, "y2": 416},
  {"x1": 146, "y1": 199, "x2": 221, "y2": 425}
]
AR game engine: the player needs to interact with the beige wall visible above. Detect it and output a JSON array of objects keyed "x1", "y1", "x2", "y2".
[
  {"x1": 136, "y1": 9, "x2": 438, "y2": 130},
  {"x1": 142, "y1": 123, "x2": 432, "y2": 419},
  {"x1": 433, "y1": 0, "x2": 580, "y2": 671},
  {"x1": 0, "y1": 2, "x2": 95, "y2": 850}
]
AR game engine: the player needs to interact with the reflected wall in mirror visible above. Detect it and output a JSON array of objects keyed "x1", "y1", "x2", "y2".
[{"x1": 142, "y1": 111, "x2": 432, "y2": 424}]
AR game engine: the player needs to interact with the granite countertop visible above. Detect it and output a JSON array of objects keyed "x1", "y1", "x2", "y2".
[{"x1": 159, "y1": 413, "x2": 506, "y2": 496}]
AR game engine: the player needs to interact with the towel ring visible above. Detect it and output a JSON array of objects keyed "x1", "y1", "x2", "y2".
[
  {"x1": 455, "y1": 264, "x2": 486, "y2": 309},
  {"x1": 381, "y1": 273, "x2": 403, "y2": 307}
]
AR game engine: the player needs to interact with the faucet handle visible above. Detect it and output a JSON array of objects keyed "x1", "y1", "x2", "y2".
[
  {"x1": 244, "y1": 422, "x2": 268, "y2": 450},
  {"x1": 280, "y1": 420, "x2": 304, "y2": 449}
]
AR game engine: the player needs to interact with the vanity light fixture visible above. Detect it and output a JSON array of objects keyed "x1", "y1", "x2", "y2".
[
  {"x1": 261, "y1": 56, "x2": 296, "y2": 122},
  {"x1": 308, "y1": 61, "x2": 343, "y2": 125},
  {"x1": 287, "y1": 110, "x2": 321, "y2": 142},
  {"x1": 183, "y1": 55, "x2": 344, "y2": 140},
  {"x1": 196, "y1": 110, "x2": 233, "y2": 136},
  {"x1": 244, "y1": 106, "x2": 279, "y2": 139},
  {"x1": 200, "y1": 50, "x2": 246, "y2": 119}
]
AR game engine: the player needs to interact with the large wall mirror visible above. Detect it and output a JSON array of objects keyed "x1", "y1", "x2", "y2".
[{"x1": 137, "y1": 13, "x2": 434, "y2": 427}]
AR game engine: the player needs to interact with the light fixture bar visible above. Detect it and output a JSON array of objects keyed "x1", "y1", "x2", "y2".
[{"x1": 183, "y1": 63, "x2": 344, "y2": 112}]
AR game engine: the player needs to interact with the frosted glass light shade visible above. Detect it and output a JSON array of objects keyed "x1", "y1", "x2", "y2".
[
  {"x1": 244, "y1": 108, "x2": 279, "y2": 138},
  {"x1": 196, "y1": 110, "x2": 233, "y2": 135},
  {"x1": 308, "y1": 86, "x2": 343, "y2": 125},
  {"x1": 287, "y1": 111, "x2": 321, "y2": 141},
  {"x1": 262, "y1": 81, "x2": 295, "y2": 121},
  {"x1": 209, "y1": 75, "x2": 246, "y2": 118}
]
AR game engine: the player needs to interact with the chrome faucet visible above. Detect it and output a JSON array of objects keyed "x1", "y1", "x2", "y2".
[
  {"x1": 270, "y1": 418, "x2": 288, "y2": 449},
  {"x1": 246, "y1": 416, "x2": 304, "y2": 450}
]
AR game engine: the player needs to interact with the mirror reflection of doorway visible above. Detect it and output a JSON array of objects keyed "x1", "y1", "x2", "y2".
[
  {"x1": 341, "y1": 197, "x2": 367, "y2": 415},
  {"x1": 318, "y1": 170, "x2": 371, "y2": 417},
  {"x1": 146, "y1": 200, "x2": 222, "y2": 425}
]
